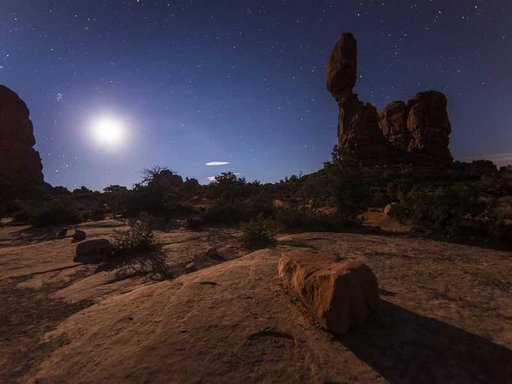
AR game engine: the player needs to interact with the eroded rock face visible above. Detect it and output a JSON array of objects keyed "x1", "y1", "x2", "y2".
[
  {"x1": 0, "y1": 85, "x2": 44, "y2": 187},
  {"x1": 278, "y1": 250, "x2": 379, "y2": 335},
  {"x1": 327, "y1": 33, "x2": 391, "y2": 163},
  {"x1": 379, "y1": 101, "x2": 408, "y2": 151},
  {"x1": 407, "y1": 91, "x2": 453, "y2": 164},
  {"x1": 326, "y1": 33, "x2": 453, "y2": 167},
  {"x1": 337, "y1": 93, "x2": 391, "y2": 162}
]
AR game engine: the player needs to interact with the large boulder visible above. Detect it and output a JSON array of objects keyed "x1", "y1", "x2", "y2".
[
  {"x1": 0, "y1": 85, "x2": 44, "y2": 187},
  {"x1": 326, "y1": 33, "x2": 357, "y2": 99},
  {"x1": 278, "y1": 250, "x2": 379, "y2": 335},
  {"x1": 75, "y1": 238, "x2": 112, "y2": 264}
]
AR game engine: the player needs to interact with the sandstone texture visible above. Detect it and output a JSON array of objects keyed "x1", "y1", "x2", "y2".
[
  {"x1": 406, "y1": 91, "x2": 453, "y2": 164},
  {"x1": 278, "y1": 250, "x2": 379, "y2": 335},
  {"x1": 326, "y1": 33, "x2": 453, "y2": 166},
  {"x1": 379, "y1": 100, "x2": 408, "y2": 151},
  {"x1": 0, "y1": 85, "x2": 44, "y2": 187},
  {"x1": 1, "y1": 222, "x2": 512, "y2": 383}
]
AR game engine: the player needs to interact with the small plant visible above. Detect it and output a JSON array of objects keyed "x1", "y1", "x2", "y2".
[
  {"x1": 239, "y1": 214, "x2": 277, "y2": 249},
  {"x1": 111, "y1": 221, "x2": 162, "y2": 256}
]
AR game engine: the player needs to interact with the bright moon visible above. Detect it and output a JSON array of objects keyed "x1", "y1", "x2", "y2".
[{"x1": 91, "y1": 116, "x2": 125, "y2": 147}]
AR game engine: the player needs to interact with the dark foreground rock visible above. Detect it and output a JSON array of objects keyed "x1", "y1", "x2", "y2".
[
  {"x1": 0, "y1": 85, "x2": 45, "y2": 187},
  {"x1": 278, "y1": 249, "x2": 379, "y2": 335},
  {"x1": 75, "y1": 238, "x2": 112, "y2": 263}
]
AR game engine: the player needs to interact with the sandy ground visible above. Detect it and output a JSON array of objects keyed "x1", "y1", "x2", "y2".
[{"x1": 0, "y1": 219, "x2": 511, "y2": 383}]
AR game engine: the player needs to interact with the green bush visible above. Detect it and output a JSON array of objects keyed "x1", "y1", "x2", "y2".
[
  {"x1": 240, "y1": 214, "x2": 277, "y2": 249},
  {"x1": 111, "y1": 221, "x2": 162, "y2": 256},
  {"x1": 401, "y1": 183, "x2": 484, "y2": 238},
  {"x1": 274, "y1": 207, "x2": 347, "y2": 232},
  {"x1": 28, "y1": 200, "x2": 82, "y2": 227},
  {"x1": 204, "y1": 193, "x2": 275, "y2": 225},
  {"x1": 324, "y1": 146, "x2": 370, "y2": 220}
]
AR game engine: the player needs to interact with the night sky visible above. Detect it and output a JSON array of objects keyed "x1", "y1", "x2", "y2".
[{"x1": 1, "y1": 1, "x2": 511, "y2": 190}]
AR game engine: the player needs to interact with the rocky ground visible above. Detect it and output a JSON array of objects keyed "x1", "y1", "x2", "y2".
[{"x1": 0, "y1": 218, "x2": 511, "y2": 383}]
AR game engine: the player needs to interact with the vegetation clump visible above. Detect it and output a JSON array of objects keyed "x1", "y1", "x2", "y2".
[
  {"x1": 111, "y1": 221, "x2": 162, "y2": 256},
  {"x1": 239, "y1": 214, "x2": 277, "y2": 249},
  {"x1": 28, "y1": 199, "x2": 82, "y2": 227}
]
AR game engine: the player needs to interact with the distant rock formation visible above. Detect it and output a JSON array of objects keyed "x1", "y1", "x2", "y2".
[
  {"x1": 326, "y1": 33, "x2": 453, "y2": 166},
  {"x1": 0, "y1": 85, "x2": 45, "y2": 187}
]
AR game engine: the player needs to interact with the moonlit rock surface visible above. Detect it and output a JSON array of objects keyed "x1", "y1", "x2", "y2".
[{"x1": 278, "y1": 249, "x2": 379, "y2": 335}]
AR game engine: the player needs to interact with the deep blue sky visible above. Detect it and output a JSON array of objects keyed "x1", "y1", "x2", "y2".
[{"x1": 1, "y1": 0, "x2": 511, "y2": 190}]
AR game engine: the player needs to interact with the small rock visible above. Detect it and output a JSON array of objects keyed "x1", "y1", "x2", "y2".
[
  {"x1": 56, "y1": 228, "x2": 68, "y2": 239},
  {"x1": 184, "y1": 216, "x2": 203, "y2": 230},
  {"x1": 384, "y1": 202, "x2": 398, "y2": 218},
  {"x1": 185, "y1": 262, "x2": 197, "y2": 273},
  {"x1": 278, "y1": 250, "x2": 379, "y2": 335},
  {"x1": 206, "y1": 247, "x2": 226, "y2": 261},
  {"x1": 72, "y1": 228, "x2": 87, "y2": 242}
]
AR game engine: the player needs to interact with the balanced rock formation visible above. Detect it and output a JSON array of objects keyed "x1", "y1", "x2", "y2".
[
  {"x1": 327, "y1": 33, "x2": 453, "y2": 166},
  {"x1": 326, "y1": 33, "x2": 392, "y2": 163},
  {"x1": 0, "y1": 85, "x2": 45, "y2": 187},
  {"x1": 278, "y1": 250, "x2": 379, "y2": 335}
]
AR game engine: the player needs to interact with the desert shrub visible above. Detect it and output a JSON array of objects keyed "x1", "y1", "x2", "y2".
[
  {"x1": 125, "y1": 183, "x2": 185, "y2": 217},
  {"x1": 28, "y1": 199, "x2": 82, "y2": 227},
  {"x1": 324, "y1": 146, "x2": 370, "y2": 220},
  {"x1": 400, "y1": 183, "x2": 484, "y2": 238},
  {"x1": 111, "y1": 221, "x2": 162, "y2": 256},
  {"x1": 274, "y1": 206, "x2": 347, "y2": 232},
  {"x1": 208, "y1": 172, "x2": 252, "y2": 202},
  {"x1": 240, "y1": 214, "x2": 277, "y2": 249},
  {"x1": 204, "y1": 193, "x2": 275, "y2": 225},
  {"x1": 84, "y1": 206, "x2": 107, "y2": 221},
  {"x1": 184, "y1": 216, "x2": 204, "y2": 230}
]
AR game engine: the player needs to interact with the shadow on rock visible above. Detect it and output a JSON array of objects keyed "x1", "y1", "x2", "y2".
[
  {"x1": 338, "y1": 300, "x2": 512, "y2": 383},
  {"x1": 96, "y1": 250, "x2": 173, "y2": 282},
  {"x1": 9, "y1": 226, "x2": 59, "y2": 245}
]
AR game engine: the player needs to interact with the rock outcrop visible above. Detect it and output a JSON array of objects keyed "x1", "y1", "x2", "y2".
[
  {"x1": 406, "y1": 91, "x2": 452, "y2": 164},
  {"x1": 326, "y1": 33, "x2": 453, "y2": 166},
  {"x1": 278, "y1": 250, "x2": 379, "y2": 335},
  {"x1": 0, "y1": 85, "x2": 45, "y2": 187},
  {"x1": 379, "y1": 101, "x2": 408, "y2": 151}
]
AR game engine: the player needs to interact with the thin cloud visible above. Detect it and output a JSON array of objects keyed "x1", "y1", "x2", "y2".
[
  {"x1": 205, "y1": 161, "x2": 230, "y2": 166},
  {"x1": 459, "y1": 153, "x2": 512, "y2": 166}
]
